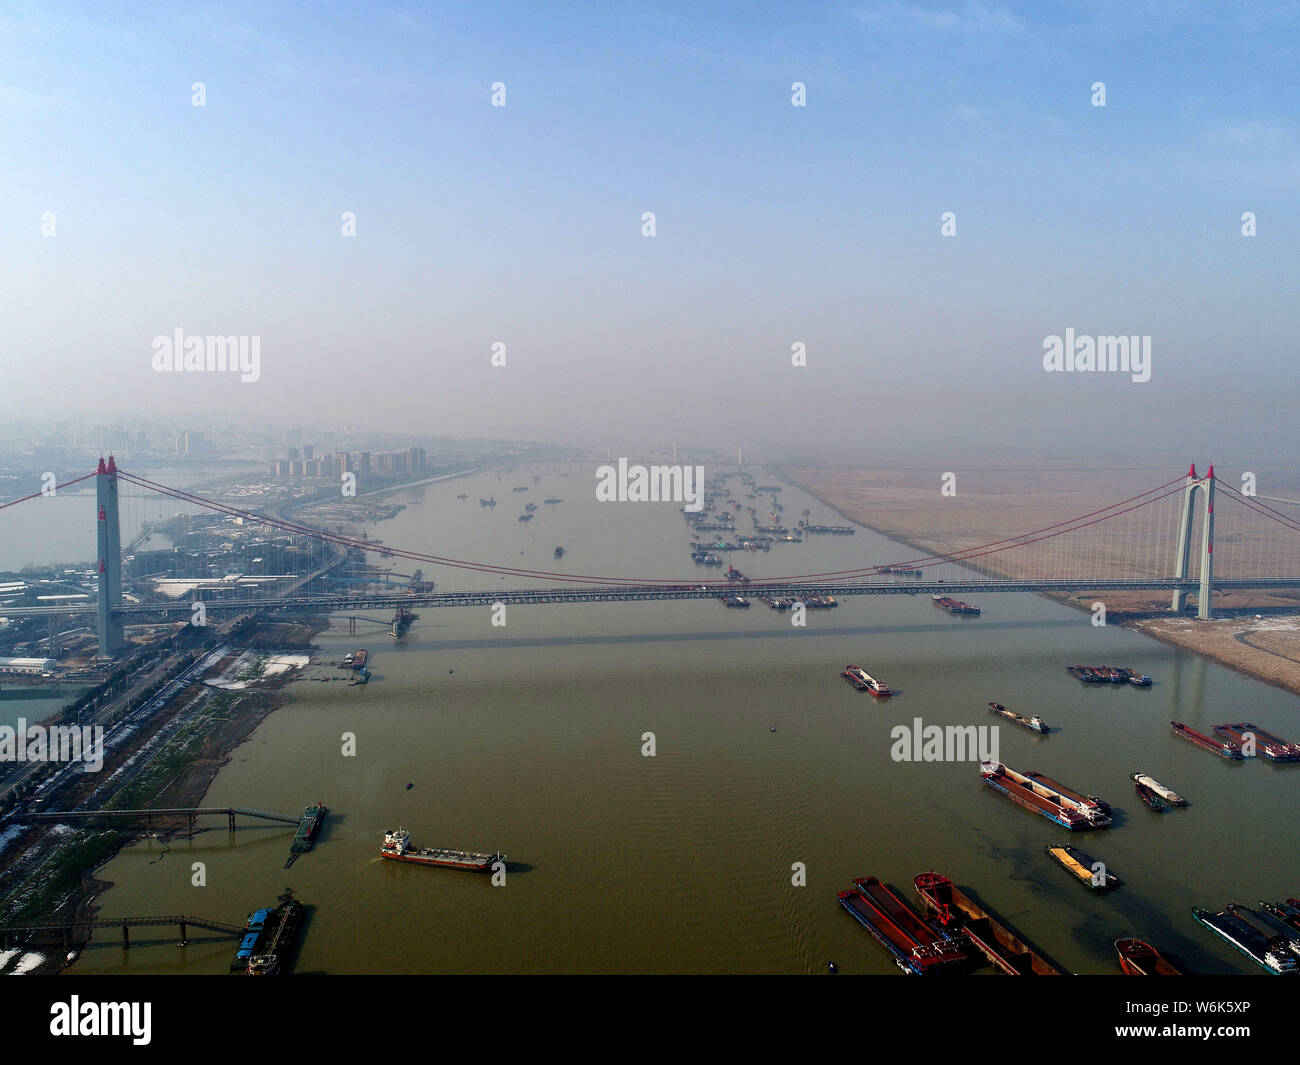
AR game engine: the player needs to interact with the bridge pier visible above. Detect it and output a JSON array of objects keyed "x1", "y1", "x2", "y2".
[
  {"x1": 1171, "y1": 464, "x2": 1216, "y2": 620},
  {"x1": 228, "y1": 811, "x2": 236, "y2": 832},
  {"x1": 122, "y1": 923, "x2": 130, "y2": 949},
  {"x1": 178, "y1": 920, "x2": 187, "y2": 945}
]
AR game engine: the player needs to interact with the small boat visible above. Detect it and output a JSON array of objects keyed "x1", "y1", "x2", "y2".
[
  {"x1": 1134, "y1": 781, "x2": 1165, "y2": 811},
  {"x1": 554, "y1": 546, "x2": 565, "y2": 559},
  {"x1": 1045, "y1": 843, "x2": 1118, "y2": 890},
  {"x1": 1131, "y1": 772, "x2": 1186, "y2": 806},
  {"x1": 405, "y1": 782, "x2": 413, "y2": 790},
  {"x1": 988, "y1": 702, "x2": 1048, "y2": 734},
  {"x1": 1115, "y1": 938, "x2": 1182, "y2": 975}
]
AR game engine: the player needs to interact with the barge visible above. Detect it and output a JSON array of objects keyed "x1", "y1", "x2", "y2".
[
  {"x1": 1193, "y1": 907, "x2": 1298, "y2": 974},
  {"x1": 836, "y1": 877, "x2": 967, "y2": 974},
  {"x1": 290, "y1": 802, "x2": 327, "y2": 853},
  {"x1": 1263, "y1": 900, "x2": 1300, "y2": 934},
  {"x1": 1115, "y1": 938, "x2": 1182, "y2": 975},
  {"x1": 1171, "y1": 721, "x2": 1243, "y2": 760},
  {"x1": 988, "y1": 702, "x2": 1048, "y2": 733},
  {"x1": 230, "y1": 908, "x2": 272, "y2": 973},
  {"x1": 913, "y1": 872, "x2": 1061, "y2": 975},
  {"x1": 842, "y1": 666, "x2": 892, "y2": 697},
  {"x1": 1230, "y1": 904, "x2": 1300, "y2": 956},
  {"x1": 1213, "y1": 722, "x2": 1300, "y2": 762},
  {"x1": 932, "y1": 595, "x2": 980, "y2": 615},
  {"x1": 1045, "y1": 843, "x2": 1118, "y2": 890},
  {"x1": 980, "y1": 762, "x2": 1087, "y2": 830},
  {"x1": 240, "y1": 891, "x2": 305, "y2": 976},
  {"x1": 1130, "y1": 773, "x2": 1186, "y2": 806},
  {"x1": 980, "y1": 761, "x2": 1111, "y2": 829},
  {"x1": 381, "y1": 827, "x2": 504, "y2": 871}
]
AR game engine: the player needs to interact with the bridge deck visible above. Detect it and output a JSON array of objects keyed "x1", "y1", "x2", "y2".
[{"x1": 4, "y1": 577, "x2": 1298, "y2": 618}]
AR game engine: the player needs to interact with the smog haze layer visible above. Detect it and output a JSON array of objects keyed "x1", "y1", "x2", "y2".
[{"x1": 2, "y1": 1, "x2": 1297, "y2": 464}]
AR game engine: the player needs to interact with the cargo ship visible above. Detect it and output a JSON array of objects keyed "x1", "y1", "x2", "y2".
[
  {"x1": 380, "y1": 827, "x2": 504, "y2": 871},
  {"x1": 1130, "y1": 773, "x2": 1186, "y2": 806},
  {"x1": 1213, "y1": 722, "x2": 1300, "y2": 762},
  {"x1": 1045, "y1": 843, "x2": 1118, "y2": 890},
  {"x1": 988, "y1": 702, "x2": 1048, "y2": 733},
  {"x1": 1231, "y1": 904, "x2": 1300, "y2": 956},
  {"x1": 1171, "y1": 721, "x2": 1243, "y2": 759},
  {"x1": 979, "y1": 761, "x2": 1110, "y2": 829},
  {"x1": 841, "y1": 666, "x2": 892, "y2": 697},
  {"x1": 240, "y1": 891, "x2": 305, "y2": 976},
  {"x1": 1193, "y1": 907, "x2": 1298, "y2": 974},
  {"x1": 913, "y1": 872, "x2": 1061, "y2": 975},
  {"x1": 1134, "y1": 781, "x2": 1165, "y2": 811},
  {"x1": 836, "y1": 877, "x2": 967, "y2": 974},
  {"x1": 1115, "y1": 938, "x2": 1182, "y2": 975},
  {"x1": 290, "y1": 802, "x2": 327, "y2": 853},
  {"x1": 932, "y1": 595, "x2": 980, "y2": 615}
]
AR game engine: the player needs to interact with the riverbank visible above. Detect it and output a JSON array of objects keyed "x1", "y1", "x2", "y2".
[
  {"x1": 780, "y1": 463, "x2": 1300, "y2": 699},
  {"x1": 0, "y1": 619, "x2": 330, "y2": 974}
]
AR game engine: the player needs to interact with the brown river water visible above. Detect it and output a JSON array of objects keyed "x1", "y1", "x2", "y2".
[{"x1": 69, "y1": 464, "x2": 1300, "y2": 974}]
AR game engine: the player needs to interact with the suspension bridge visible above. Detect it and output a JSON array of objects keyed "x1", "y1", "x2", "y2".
[{"x1": 4, "y1": 459, "x2": 1300, "y2": 658}]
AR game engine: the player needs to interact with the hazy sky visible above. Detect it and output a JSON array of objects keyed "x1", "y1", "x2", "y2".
[{"x1": 2, "y1": 1, "x2": 1297, "y2": 464}]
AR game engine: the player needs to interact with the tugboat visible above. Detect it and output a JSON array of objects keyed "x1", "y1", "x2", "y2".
[
  {"x1": 1115, "y1": 938, "x2": 1182, "y2": 975},
  {"x1": 1134, "y1": 781, "x2": 1165, "y2": 812}
]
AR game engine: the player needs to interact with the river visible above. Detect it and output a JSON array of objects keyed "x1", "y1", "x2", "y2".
[{"x1": 69, "y1": 463, "x2": 1300, "y2": 974}]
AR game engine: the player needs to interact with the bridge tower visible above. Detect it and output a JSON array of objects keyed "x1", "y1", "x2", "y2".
[
  {"x1": 95, "y1": 455, "x2": 124, "y2": 656},
  {"x1": 1171, "y1": 463, "x2": 1215, "y2": 620}
]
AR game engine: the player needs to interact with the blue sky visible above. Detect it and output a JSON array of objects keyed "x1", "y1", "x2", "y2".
[{"x1": 2, "y1": 2, "x2": 1297, "y2": 461}]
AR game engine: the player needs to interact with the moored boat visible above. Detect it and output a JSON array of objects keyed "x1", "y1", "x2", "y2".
[
  {"x1": 1171, "y1": 721, "x2": 1243, "y2": 760},
  {"x1": 1115, "y1": 938, "x2": 1182, "y2": 975},
  {"x1": 1212, "y1": 722, "x2": 1300, "y2": 762},
  {"x1": 1193, "y1": 906, "x2": 1297, "y2": 974},
  {"x1": 837, "y1": 876, "x2": 967, "y2": 975},
  {"x1": 913, "y1": 872, "x2": 1061, "y2": 975}
]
